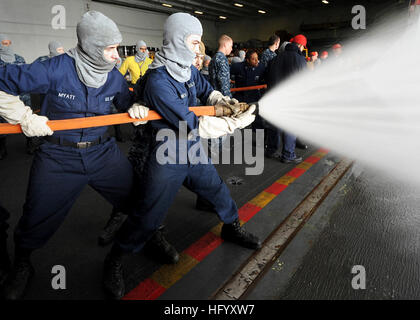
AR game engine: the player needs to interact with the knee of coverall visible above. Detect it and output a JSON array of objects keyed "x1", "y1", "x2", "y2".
[{"x1": 183, "y1": 162, "x2": 238, "y2": 224}]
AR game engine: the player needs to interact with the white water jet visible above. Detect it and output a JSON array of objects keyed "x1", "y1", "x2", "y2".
[{"x1": 259, "y1": 10, "x2": 420, "y2": 185}]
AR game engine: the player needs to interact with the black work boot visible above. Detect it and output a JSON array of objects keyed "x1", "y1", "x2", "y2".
[
  {"x1": 195, "y1": 196, "x2": 216, "y2": 213},
  {"x1": 114, "y1": 125, "x2": 125, "y2": 142},
  {"x1": 2, "y1": 256, "x2": 34, "y2": 300},
  {"x1": 143, "y1": 226, "x2": 179, "y2": 264},
  {"x1": 98, "y1": 209, "x2": 126, "y2": 246},
  {"x1": 221, "y1": 219, "x2": 261, "y2": 250},
  {"x1": 0, "y1": 245, "x2": 11, "y2": 286},
  {"x1": 0, "y1": 137, "x2": 7, "y2": 160},
  {"x1": 102, "y1": 250, "x2": 125, "y2": 300}
]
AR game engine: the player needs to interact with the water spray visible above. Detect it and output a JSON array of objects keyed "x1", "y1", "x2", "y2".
[{"x1": 259, "y1": 8, "x2": 420, "y2": 185}]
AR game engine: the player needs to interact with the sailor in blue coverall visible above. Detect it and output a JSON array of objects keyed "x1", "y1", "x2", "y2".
[
  {"x1": 102, "y1": 12, "x2": 261, "y2": 300},
  {"x1": 0, "y1": 11, "x2": 150, "y2": 300},
  {"x1": 0, "y1": 34, "x2": 32, "y2": 160}
]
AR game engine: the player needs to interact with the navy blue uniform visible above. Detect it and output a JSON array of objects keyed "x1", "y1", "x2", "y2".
[
  {"x1": 0, "y1": 53, "x2": 135, "y2": 249},
  {"x1": 260, "y1": 48, "x2": 276, "y2": 69},
  {"x1": 115, "y1": 66, "x2": 238, "y2": 253},
  {"x1": 230, "y1": 61, "x2": 265, "y2": 103},
  {"x1": 209, "y1": 51, "x2": 232, "y2": 97},
  {"x1": 266, "y1": 43, "x2": 307, "y2": 160}
]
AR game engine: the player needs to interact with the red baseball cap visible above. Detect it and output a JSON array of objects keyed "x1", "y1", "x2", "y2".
[
  {"x1": 310, "y1": 51, "x2": 318, "y2": 56},
  {"x1": 290, "y1": 34, "x2": 307, "y2": 48},
  {"x1": 320, "y1": 51, "x2": 328, "y2": 58},
  {"x1": 332, "y1": 43, "x2": 342, "y2": 49}
]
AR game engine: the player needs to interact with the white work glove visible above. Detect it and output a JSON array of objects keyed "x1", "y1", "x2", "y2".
[
  {"x1": 235, "y1": 104, "x2": 256, "y2": 128},
  {"x1": 198, "y1": 104, "x2": 256, "y2": 139},
  {"x1": 128, "y1": 103, "x2": 149, "y2": 126},
  {"x1": 20, "y1": 109, "x2": 53, "y2": 137},
  {"x1": 206, "y1": 90, "x2": 241, "y2": 116},
  {"x1": 0, "y1": 91, "x2": 53, "y2": 137}
]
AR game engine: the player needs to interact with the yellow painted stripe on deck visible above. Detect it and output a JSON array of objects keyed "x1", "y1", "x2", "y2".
[
  {"x1": 312, "y1": 151, "x2": 328, "y2": 158},
  {"x1": 248, "y1": 191, "x2": 277, "y2": 208},
  {"x1": 275, "y1": 175, "x2": 297, "y2": 186},
  {"x1": 296, "y1": 162, "x2": 313, "y2": 170},
  {"x1": 210, "y1": 222, "x2": 223, "y2": 236},
  {"x1": 150, "y1": 253, "x2": 199, "y2": 289}
]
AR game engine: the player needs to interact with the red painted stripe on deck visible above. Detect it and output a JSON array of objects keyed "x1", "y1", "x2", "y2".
[
  {"x1": 264, "y1": 183, "x2": 288, "y2": 195},
  {"x1": 238, "y1": 202, "x2": 263, "y2": 222},
  {"x1": 122, "y1": 278, "x2": 166, "y2": 300},
  {"x1": 304, "y1": 156, "x2": 321, "y2": 164},
  {"x1": 286, "y1": 167, "x2": 307, "y2": 178},
  {"x1": 184, "y1": 232, "x2": 224, "y2": 262}
]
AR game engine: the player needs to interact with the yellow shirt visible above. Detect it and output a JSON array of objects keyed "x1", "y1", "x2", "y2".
[{"x1": 119, "y1": 56, "x2": 153, "y2": 84}]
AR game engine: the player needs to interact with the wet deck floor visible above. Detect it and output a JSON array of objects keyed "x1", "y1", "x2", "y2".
[{"x1": 247, "y1": 164, "x2": 420, "y2": 300}]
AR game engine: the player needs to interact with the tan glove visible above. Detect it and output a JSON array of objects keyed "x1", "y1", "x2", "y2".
[
  {"x1": 206, "y1": 90, "x2": 241, "y2": 116},
  {"x1": 234, "y1": 104, "x2": 256, "y2": 129},
  {"x1": 128, "y1": 103, "x2": 149, "y2": 126},
  {"x1": 0, "y1": 91, "x2": 53, "y2": 137},
  {"x1": 198, "y1": 105, "x2": 256, "y2": 139}
]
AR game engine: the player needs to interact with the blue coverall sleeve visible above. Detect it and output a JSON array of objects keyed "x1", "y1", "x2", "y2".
[
  {"x1": 113, "y1": 76, "x2": 134, "y2": 112},
  {"x1": 146, "y1": 80, "x2": 199, "y2": 131},
  {"x1": 0, "y1": 60, "x2": 50, "y2": 96}
]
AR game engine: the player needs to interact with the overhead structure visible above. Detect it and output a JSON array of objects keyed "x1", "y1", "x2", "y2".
[{"x1": 91, "y1": 0, "x2": 402, "y2": 21}]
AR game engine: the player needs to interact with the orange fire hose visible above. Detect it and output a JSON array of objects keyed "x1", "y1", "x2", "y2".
[
  {"x1": 230, "y1": 84, "x2": 267, "y2": 92},
  {"x1": 0, "y1": 106, "x2": 216, "y2": 135},
  {"x1": 0, "y1": 84, "x2": 264, "y2": 135}
]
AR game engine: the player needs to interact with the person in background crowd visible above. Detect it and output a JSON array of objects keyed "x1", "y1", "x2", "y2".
[
  {"x1": 278, "y1": 41, "x2": 290, "y2": 54},
  {"x1": 230, "y1": 49, "x2": 265, "y2": 104},
  {"x1": 307, "y1": 51, "x2": 319, "y2": 70},
  {"x1": 209, "y1": 34, "x2": 234, "y2": 97},
  {"x1": 119, "y1": 40, "x2": 153, "y2": 86},
  {"x1": 320, "y1": 50, "x2": 329, "y2": 62},
  {"x1": 260, "y1": 35, "x2": 280, "y2": 68},
  {"x1": 332, "y1": 43, "x2": 342, "y2": 57},
  {"x1": 200, "y1": 55, "x2": 211, "y2": 81},
  {"x1": 265, "y1": 35, "x2": 308, "y2": 164},
  {"x1": 116, "y1": 40, "x2": 152, "y2": 141},
  {"x1": 193, "y1": 41, "x2": 206, "y2": 71},
  {"x1": 35, "y1": 41, "x2": 65, "y2": 63},
  {"x1": 0, "y1": 34, "x2": 32, "y2": 160},
  {"x1": 231, "y1": 49, "x2": 245, "y2": 64},
  {"x1": 331, "y1": 43, "x2": 344, "y2": 67}
]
